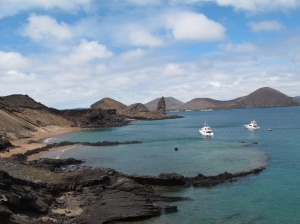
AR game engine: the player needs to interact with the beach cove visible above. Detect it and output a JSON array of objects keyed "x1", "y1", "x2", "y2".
[
  {"x1": 1, "y1": 106, "x2": 300, "y2": 223},
  {"x1": 37, "y1": 106, "x2": 300, "y2": 223}
]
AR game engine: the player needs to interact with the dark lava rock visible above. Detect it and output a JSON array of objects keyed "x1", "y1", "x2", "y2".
[
  {"x1": 9, "y1": 153, "x2": 28, "y2": 163},
  {"x1": 0, "y1": 135, "x2": 13, "y2": 152},
  {"x1": 0, "y1": 140, "x2": 266, "y2": 224},
  {"x1": 156, "y1": 96, "x2": 167, "y2": 115},
  {"x1": 27, "y1": 158, "x2": 84, "y2": 172}
]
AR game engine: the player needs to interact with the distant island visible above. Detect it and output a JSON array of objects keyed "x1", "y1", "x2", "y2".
[
  {"x1": 145, "y1": 87, "x2": 300, "y2": 111},
  {"x1": 0, "y1": 87, "x2": 299, "y2": 143}
]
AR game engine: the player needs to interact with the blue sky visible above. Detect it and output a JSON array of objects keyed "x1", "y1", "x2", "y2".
[{"x1": 1, "y1": 0, "x2": 300, "y2": 109}]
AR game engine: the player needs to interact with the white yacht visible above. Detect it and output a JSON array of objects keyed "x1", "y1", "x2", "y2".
[
  {"x1": 244, "y1": 120, "x2": 260, "y2": 130},
  {"x1": 199, "y1": 122, "x2": 214, "y2": 136}
]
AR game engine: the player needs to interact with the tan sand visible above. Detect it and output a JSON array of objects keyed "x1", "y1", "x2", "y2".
[{"x1": 0, "y1": 125, "x2": 81, "y2": 159}]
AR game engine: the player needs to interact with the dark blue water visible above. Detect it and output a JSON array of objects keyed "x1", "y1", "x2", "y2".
[{"x1": 44, "y1": 107, "x2": 300, "y2": 223}]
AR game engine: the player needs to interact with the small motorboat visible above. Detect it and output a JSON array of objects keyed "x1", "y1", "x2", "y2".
[
  {"x1": 244, "y1": 120, "x2": 260, "y2": 130},
  {"x1": 199, "y1": 122, "x2": 214, "y2": 136}
]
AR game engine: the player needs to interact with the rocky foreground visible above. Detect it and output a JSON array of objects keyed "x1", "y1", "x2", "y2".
[{"x1": 0, "y1": 142, "x2": 266, "y2": 224}]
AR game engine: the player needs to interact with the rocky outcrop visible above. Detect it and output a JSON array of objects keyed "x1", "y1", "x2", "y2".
[
  {"x1": 119, "y1": 103, "x2": 149, "y2": 116},
  {"x1": 0, "y1": 135, "x2": 13, "y2": 152},
  {"x1": 127, "y1": 167, "x2": 265, "y2": 187},
  {"x1": 0, "y1": 157, "x2": 184, "y2": 224},
  {"x1": 145, "y1": 97, "x2": 184, "y2": 111},
  {"x1": 0, "y1": 141, "x2": 266, "y2": 224},
  {"x1": 49, "y1": 108, "x2": 129, "y2": 128},
  {"x1": 90, "y1": 97, "x2": 127, "y2": 112},
  {"x1": 156, "y1": 97, "x2": 167, "y2": 115}
]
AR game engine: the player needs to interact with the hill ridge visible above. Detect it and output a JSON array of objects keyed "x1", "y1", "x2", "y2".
[{"x1": 179, "y1": 87, "x2": 300, "y2": 110}]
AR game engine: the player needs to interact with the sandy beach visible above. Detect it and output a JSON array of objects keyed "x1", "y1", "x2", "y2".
[{"x1": 0, "y1": 125, "x2": 81, "y2": 159}]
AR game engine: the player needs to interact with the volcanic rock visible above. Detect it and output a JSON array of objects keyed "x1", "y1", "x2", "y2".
[
  {"x1": 49, "y1": 108, "x2": 129, "y2": 128},
  {"x1": 145, "y1": 97, "x2": 184, "y2": 111},
  {"x1": 0, "y1": 135, "x2": 13, "y2": 152},
  {"x1": 156, "y1": 97, "x2": 167, "y2": 115}
]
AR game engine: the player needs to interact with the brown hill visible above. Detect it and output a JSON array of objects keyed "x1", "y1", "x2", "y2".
[
  {"x1": 145, "y1": 97, "x2": 184, "y2": 111},
  {"x1": 0, "y1": 95, "x2": 129, "y2": 140},
  {"x1": 119, "y1": 103, "x2": 149, "y2": 117},
  {"x1": 230, "y1": 87, "x2": 300, "y2": 108},
  {"x1": 0, "y1": 95, "x2": 72, "y2": 139},
  {"x1": 90, "y1": 97, "x2": 127, "y2": 112},
  {"x1": 179, "y1": 87, "x2": 300, "y2": 110},
  {"x1": 179, "y1": 98, "x2": 230, "y2": 110}
]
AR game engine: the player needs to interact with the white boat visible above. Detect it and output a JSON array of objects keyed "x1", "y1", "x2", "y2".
[
  {"x1": 244, "y1": 120, "x2": 260, "y2": 130},
  {"x1": 199, "y1": 122, "x2": 214, "y2": 136}
]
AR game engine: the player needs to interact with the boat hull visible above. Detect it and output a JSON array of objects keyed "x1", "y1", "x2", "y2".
[
  {"x1": 244, "y1": 125, "x2": 260, "y2": 130},
  {"x1": 199, "y1": 130, "x2": 214, "y2": 136}
]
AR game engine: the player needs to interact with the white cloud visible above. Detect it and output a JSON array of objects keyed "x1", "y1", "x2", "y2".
[
  {"x1": 219, "y1": 42, "x2": 258, "y2": 52},
  {"x1": 248, "y1": 20, "x2": 284, "y2": 32},
  {"x1": 51, "y1": 72, "x2": 91, "y2": 87},
  {"x1": 162, "y1": 63, "x2": 186, "y2": 76},
  {"x1": 209, "y1": 73, "x2": 241, "y2": 87},
  {"x1": 0, "y1": 70, "x2": 36, "y2": 83},
  {"x1": 119, "y1": 48, "x2": 146, "y2": 61},
  {"x1": 62, "y1": 39, "x2": 113, "y2": 65},
  {"x1": 215, "y1": 0, "x2": 300, "y2": 12},
  {"x1": 22, "y1": 14, "x2": 73, "y2": 42},
  {"x1": 103, "y1": 76, "x2": 133, "y2": 89},
  {"x1": 0, "y1": 0, "x2": 92, "y2": 19},
  {"x1": 129, "y1": 30, "x2": 163, "y2": 47},
  {"x1": 0, "y1": 51, "x2": 31, "y2": 70},
  {"x1": 95, "y1": 64, "x2": 108, "y2": 73},
  {"x1": 167, "y1": 12, "x2": 226, "y2": 41}
]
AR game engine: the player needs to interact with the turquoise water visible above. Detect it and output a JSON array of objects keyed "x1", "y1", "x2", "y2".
[{"x1": 44, "y1": 107, "x2": 300, "y2": 223}]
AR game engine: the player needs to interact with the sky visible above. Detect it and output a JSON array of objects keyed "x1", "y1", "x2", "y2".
[{"x1": 1, "y1": 0, "x2": 300, "y2": 109}]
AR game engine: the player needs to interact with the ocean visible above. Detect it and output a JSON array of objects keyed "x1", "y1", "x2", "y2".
[{"x1": 43, "y1": 107, "x2": 300, "y2": 224}]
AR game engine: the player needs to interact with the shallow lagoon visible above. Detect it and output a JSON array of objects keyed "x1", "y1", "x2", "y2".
[{"x1": 45, "y1": 107, "x2": 300, "y2": 223}]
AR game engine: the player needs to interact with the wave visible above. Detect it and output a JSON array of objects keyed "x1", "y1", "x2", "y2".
[
  {"x1": 44, "y1": 137, "x2": 56, "y2": 143},
  {"x1": 54, "y1": 147, "x2": 72, "y2": 159}
]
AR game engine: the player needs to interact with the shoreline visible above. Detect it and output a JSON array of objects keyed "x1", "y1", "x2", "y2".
[
  {"x1": 27, "y1": 144, "x2": 80, "y2": 161},
  {"x1": 0, "y1": 125, "x2": 82, "y2": 159}
]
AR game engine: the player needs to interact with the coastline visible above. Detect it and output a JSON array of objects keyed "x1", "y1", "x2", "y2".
[
  {"x1": 0, "y1": 125, "x2": 81, "y2": 159},
  {"x1": 27, "y1": 144, "x2": 80, "y2": 161}
]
